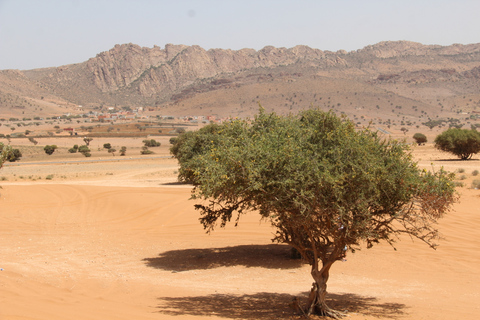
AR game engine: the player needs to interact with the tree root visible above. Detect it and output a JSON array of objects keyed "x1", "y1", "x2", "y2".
[
  {"x1": 291, "y1": 296, "x2": 347, "y2": 319},
  {"x1": 314, "y1": 306, "x2": 347, "y2": 319}
]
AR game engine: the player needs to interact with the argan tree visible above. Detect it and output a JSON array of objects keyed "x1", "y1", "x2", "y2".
[
  {"x1": 44, "y1": 145, "x2": 57, "y2": 155},
  {"x1": 0, "y1": 143, "x2": 21, "y2": 163},
  {"x1": 413, "y1": 133, "x2": 427, "y2": 145},
  {"x1": 171, "y1": 109, "x2": 456, "y2": 318},
  {"x1": 434, "y1": 128, "x2": 480, "y2": 160},
  {"x1": 83, "y1": 137, "x2": 93, "y2": 146}
]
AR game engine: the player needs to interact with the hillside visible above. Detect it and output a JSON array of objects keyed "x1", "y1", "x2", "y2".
[{"x1": 1, "y1": 41, "x2": 480, "y2": 128}]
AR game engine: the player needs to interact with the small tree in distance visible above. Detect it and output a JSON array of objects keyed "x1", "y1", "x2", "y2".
[
  {"x1": 0, "y1": 143, "x2": 22, "y2": 162},
  {"x1": 413, "y1": 133, "x2": 427, "y2": 145},
  {"x1": 434, "y1": 128, "x2": 480, "y2": 160},
  {"x1": 83, "y1": 137, "x2": 93, "y2": 146},
  {"x1": 172, "y1": 109, "x2": 457, "y2": 318},
  {"x1": 44, "y1": 145, "x2": 57, "y2": 155},
  {"x1": 119, "y1": 146, "x2": 127, "y2": 156},
  {"x1": 78, "y1": 145, "x2": 91, "y2": 157},
  {"x1": 143, "y1": 139, "x2": 161, "y2": 147}
]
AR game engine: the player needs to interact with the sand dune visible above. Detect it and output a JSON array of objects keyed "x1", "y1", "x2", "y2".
[{"x1": 1, "y1": 147, "x2": 479, "y2": 319}]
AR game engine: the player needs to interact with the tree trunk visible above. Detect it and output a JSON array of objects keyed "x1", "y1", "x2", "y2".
[{"x1": 304, "y1": 264, "x2": 345, "y2": 319}]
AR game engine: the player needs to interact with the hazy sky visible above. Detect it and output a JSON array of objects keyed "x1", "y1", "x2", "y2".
[{"x1": 1, "y1": 0, "x2": 479, "y2": 70}]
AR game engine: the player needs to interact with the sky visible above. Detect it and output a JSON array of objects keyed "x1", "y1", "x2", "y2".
[{"x1": 0, "y1": 0, "x2": 479, "y2": 70}]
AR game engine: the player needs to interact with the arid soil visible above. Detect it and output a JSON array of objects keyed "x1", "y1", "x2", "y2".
[{"x1": 1, "y1": 142, "x2": 479, "y2": 320}]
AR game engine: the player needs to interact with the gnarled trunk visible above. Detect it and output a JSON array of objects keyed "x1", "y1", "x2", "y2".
[{"x1": 304, "y1": 262, "x2": 345, "y2": 319}]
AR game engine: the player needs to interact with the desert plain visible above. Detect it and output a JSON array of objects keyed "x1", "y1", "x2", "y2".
[{"x1": 0, "y1": 135, "x2": 479, "y2": 320}]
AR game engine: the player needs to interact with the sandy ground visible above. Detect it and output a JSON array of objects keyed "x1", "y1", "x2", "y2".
[{"x1": 1, "y1": 143, "x2": 479, "y2": 320}]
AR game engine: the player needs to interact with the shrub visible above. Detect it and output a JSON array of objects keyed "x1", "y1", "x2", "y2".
[
  {"x1": 44, "y1": 145, "x2": 58, "y2": 155},
  {"x1": 68, "y1": 147, "x2": 77, "y2": 153},
  {"x1": 143, "y1": 139, "x2": 161, "y2": 147},
  {"x1": 457, "y1": 168, "x2": 465, "y2": 173},
  {"x1": 169, "y1": 137, "x2": 178, "y2": 145},
  {"x1": 472, "y1": 170, "x2": 479, "y2": 176},
  {"x1": 120, "y1": 146, "x2": 127, "y2": 156},
  {"x1": 434, "y1": 128, "x2": 480, "y2": 160},
  {"x1": 472, "y1": 179, "x2": 480, "y2": 189},
  {"x1": 140, "y1": 146, "x2": 154, "y2": 154},
  {"x1": 78, "y1": 145, "x2": 91, "y2": 157},
  {"x1": 413, "y1": 133, "x2": 427, "y2": 145}
]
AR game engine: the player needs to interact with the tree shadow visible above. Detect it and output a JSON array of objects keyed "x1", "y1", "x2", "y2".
[
  {"x1": 160, "y1": 181, "x2": 191, "y2": 185},
  {"x1": 155, "y1": 292, "x2": 406, "y2": 319},
  {"x1": 143, "y1": 244, "x2": 303, "y2": 271},
  {"x1": 435, "y1": 158, "x2": 478, "y2": 162}
]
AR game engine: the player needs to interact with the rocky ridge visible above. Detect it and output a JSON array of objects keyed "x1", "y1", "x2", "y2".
[{"x1": 1, "y1": 41, "x2": 480, "y2": 118}]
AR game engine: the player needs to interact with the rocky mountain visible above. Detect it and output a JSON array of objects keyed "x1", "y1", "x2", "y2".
[{"x1": 1, "y1": 41, "x2": 480, "y2": 120}]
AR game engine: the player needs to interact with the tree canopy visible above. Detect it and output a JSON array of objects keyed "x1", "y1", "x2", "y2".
[
  {"x1": 171, "y1": 109, "x2": 457, "y2": 318},
  {"x1": 0, "y1": 143, "x2": 13, "y2": 168},
  {"x1": 0, "y1": 143, "x2": 22, "y2": 162},
  {"x1": 43, "y1": 145, "x2": 57, "y2": 155},
  {"x1": 434, "y1": 128, "x2": 480, "y2": 160},
  {"x1": 413, "y1": 133, "x2": 427, "y2": 145}
]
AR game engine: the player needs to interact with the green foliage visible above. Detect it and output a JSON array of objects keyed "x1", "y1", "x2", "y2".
[
  {"x1": 140, "y1": 146, "x2": 154, "y2": 154},
  {"x1": 423, "y1": 119, "x2": 444, "y2": 130},
  {"x1": 434, "y1": 128, "x2": 480, "y2": 160},
  {"x1": 413, "y1": 133, "x2": 427, "y2": 145},
  {"x1": 172, "y1": 109, "x2": 457, "y2": 315},
  {"x1": 169, "y1": 137, "x2": 178, "y2": 145},
  {"x1": 68, "y1": 147, "x2": 77, "y2": 153},
  {"x1": 103, "y1": 143, "x2": 112, "y2": 149},
  {"x1": 143, "y1": 139, "x2": 161, "y2": 147},
  {"x1": 78, "y1": 145, "x2": 91, "y2": 157},
  {"x1": 83, "y1": 137, "x2": 93, "y2": 146},
  {"x1": 0, "y1": 143, "x2": 21, "y2": 163},
  {"x1": 44, "y1": 145, "x2": 58, "y2": 155},
  {"x1": 120, "y1": 146, "x2": 127, "y2": 156}
]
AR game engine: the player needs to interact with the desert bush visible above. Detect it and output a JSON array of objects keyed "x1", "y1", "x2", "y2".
[
  {"x1": 471, "y1": 179, "x2": 480, "y2": 189},
  {"x1": 44, "y1": 145, "x2": 57, "y2": 155},
  {"x1": 413, "y1": 133, "x2": 427, "y2": 145},
  {"x1": 472, "y1": 170, "x2": 479, "y2": 176},
  {"x1": 169, "y1": 137, "x2": 178, "y2": 145},
  {"x1": 78, "y1": 145, "x2": 91, "y2": 157},
  {"x1": 120, "y1": 146, "x2": 127, "y2": 156},
  {"x1": 457, "y1": 168, "x2": 465, "y2": 173},
  {"x1": 143, "y1": 139, "x2": 161, "y2": 147},
  {"x1": 140, "y1": 146, "x2": 154, "y2": 154},
  {"x1": 434, "y1": 128, "x2": 480, "y2": 160},
  {"x1": 0, "y1": 144, "x2": 22, "y2": 162}
]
